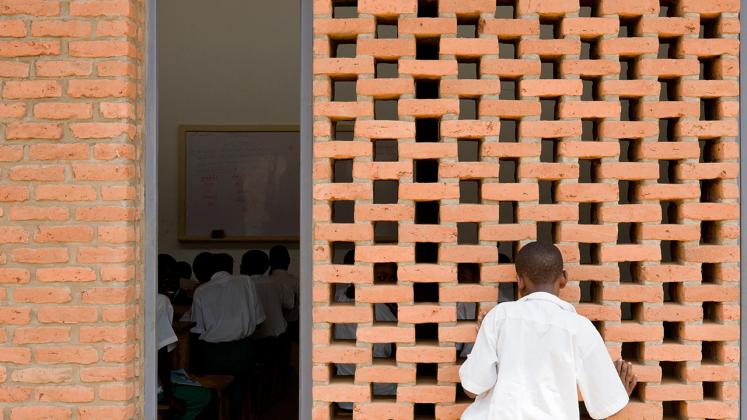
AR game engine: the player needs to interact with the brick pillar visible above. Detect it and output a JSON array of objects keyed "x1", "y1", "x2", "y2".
[
  {"x1": 0, "y1": 0, "x2": 144, "y2": 418},
  {"x1": 312, "y1": 0, "x2": 740, "y2": 418}
]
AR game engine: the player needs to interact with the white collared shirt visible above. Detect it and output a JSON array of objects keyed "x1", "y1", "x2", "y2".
[
  {"x1": 270, "y1": 269, "x2": 300, "y2": 322},
  {"x1": 190, "y1": 271, "x2": 266, "y2": 343},
  {"x1": 459, "y1": 292, "x2": 628, "y2": 420},
  {"x1": 250, "y1": 274, "x2": 294, "y2": 338},
  {"x1": 156, "y1": 293, "x2": 178, "y2": 352}
]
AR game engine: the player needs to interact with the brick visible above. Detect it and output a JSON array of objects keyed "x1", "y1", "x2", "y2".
[
  {"x1": 13, "y1": 327, "x2": 70, "y2": 344},
  {"x1": 0, "y1": 20, "x2": 26, "y2": 37},
  {"x1": 0, "y1": 348, "x2": 31, "y2": 364},
  {"x1": 36, "y1": 61, "x2": 92, "y2": 77},
  {"x1": 31, "y1": 20, "x2": 91, "y2": 37},
  {"x1": 35, "y1": 385, "x2": 94, "y2": 403},
  {"x1": 35, "y1": 346, "x2": 98, "y2": 364},
  {"x1": 72, "y1": 164, "x2": 135, "y2": 181},
  {"x1": 3, "y1": 80, "x2": 61, "y2": 99},
  {"x1": 6, "y1": 122, "x2": 63, "y2": 140},
  {"x1": 13, "y1": 288, "x2": 71, "y2": 304},
  {"x1": 67, "y1": 80, "x2": 135, "y2": 98},
  {"x1": 37, "y1": 307, "x2": 97, "y2": 323},
  {"x1": 0, "y1": 41, "x2": 59, "y2": 57},
  {"x1": 10, "y1": 165, "x2": 65, "y2": 181},
  {"x1": 34, "y1": 103, "x2": 93, "y2": 120},
  {"x1": 0, "y1": 308, "x2": 31, "y2": 325},
  {"x1": 10, "y1": 406, "x2": 72, "y2": 420}
]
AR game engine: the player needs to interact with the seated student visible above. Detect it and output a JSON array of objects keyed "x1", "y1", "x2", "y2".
[
  {"x1": 177, "y1": 260, "x2": 199, "y2": 293},
  {"x1": 459, "y1": 242, "x2": 637, "y2": 420},
  {"x1": 192, "y1": 252, "x2": 216, "y2": 285},
  {"x1": 157, "y1": 259, "x2": 211, "y2": 420},
  {"x1": 269, "y1": 246, "x2": 299, "y2": 336}
]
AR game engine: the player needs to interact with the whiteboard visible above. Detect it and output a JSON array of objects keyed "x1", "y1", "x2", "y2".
[{"x1": 179, "y1": 126, "x2": 299, "y2": 241}]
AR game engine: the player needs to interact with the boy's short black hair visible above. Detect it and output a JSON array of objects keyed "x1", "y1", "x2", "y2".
[
  {"x1": 176, "y1": 261, "x2": 192, "y2": 279},
  {"x1": 215, "y1": 253, "x2": 234, "y2": 274},
  {"x1": 515, "y1": 242, "x2": 564, "y2": 285},
  {"x1": 193, "y1": 252, "x2": 215, "y2": 283},
  {"x1": 241, "y1": 250, "x2": 270, "y2": 276},
  {"x1": 269, "y1": 245, "x2": 290, "y2": 270}
]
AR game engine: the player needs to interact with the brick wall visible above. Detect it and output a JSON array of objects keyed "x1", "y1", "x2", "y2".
[
  {"x1": 312, "y1": 0, "x2": 740, "y2": 418},
  {"x1": 0, "y1": 0, "x2": 144, "y2": 418}
]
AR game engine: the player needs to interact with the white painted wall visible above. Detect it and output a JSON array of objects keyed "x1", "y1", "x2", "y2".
[{"x1": 157, "y1": 0, "x2": 300, "y2": 274}]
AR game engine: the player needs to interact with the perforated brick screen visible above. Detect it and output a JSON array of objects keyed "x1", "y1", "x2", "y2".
[{"x1": 311, "y1": 0, "x2": 740, "y2": 418}]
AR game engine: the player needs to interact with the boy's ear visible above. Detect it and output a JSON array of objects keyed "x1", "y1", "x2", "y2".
[
  {"x1": 516, "y1": 275, "x2": 525, "y2": 292},
  {"x1": 558, "y1": 270, "x2": 569, "y2": 289}
]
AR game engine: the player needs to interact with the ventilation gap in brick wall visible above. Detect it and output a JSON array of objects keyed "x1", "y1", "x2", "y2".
[
  {"x1": 662, "y1": 282, "x2": 678, "y2": 303},
  {"x1": 699, "y1": 57, "x2": 716, "y2": 80},
  {"x1": 499, "y1": 282, "x2": 518, "y2": 302},
  {"x1": 415, "y1": 79, "x2": 439, "y2": 99},
  {"x1": 414, "y1": 159, "x2": 439, "y2": 182},
  {"x1": 458, "y1": 139, "x2": 480, "y2": 162},
  {"x1": 702, "y1": 381, "x2": 719, "y2": 399},
  {"x1": 540, "y1": 59, "x2": 557, "y2": 79},
  {"x1": 332, "y1": 364, "x2": 353, "y2": 379},
  {"x1": 333, "y1": 159, "x2": 353, "y2": 183},
  {"x1": 374, "y1": 180, "x2": 399, "y2": 204},
  {"x1": 662, "y1": 321, "x2": 680, "y2": 342},
  {"x1": 579, "y1": 159, "x2": 598, "y2": 183},
  {"x1": 621, "y1": 302, "x2": 641, "y2": 321},
  {"x1": 333, "y1": 284, "x2": 355, "y2": 303},
  {"x1": 416, "y1": 118, "x2": 440, "y2": 142},
  {"x1": 619, "y1": 139, "x2": 635, "y2": 162},
  {"x1": 332, "y1": 0, "x2": 358, "y2": 18},
  {"x1": 414, "y1": 283, "x2": 439, "y2": 302},
  {"x1": 539, "y1": 18, "x2": 560, "y2": 40},
  {"x1": 591, "y1": 321, "x2": 603, "y2": 335},
  {"x1": 703, "y1": 301, "x2": 719, "y2": 322},
  {"x1": 700, "y1": 221, "x2": 717, "y2": 245},
  {"x1": 458, "y1": 59, "x2": 479, "y2": 79},
  {"x1": 416, "y1": 363, "x2": 438, "y2": 381},
  {"x1": 499, "y1": 159, "x2": 517, "y2": 183},
  {"x1": 499, "y1": 201, "x2": 516, "y2": 223},
  {"x1": 581, "y1": 119, "x2": 598, "y2": 141},
  {"x1": 499, "y1": 119, "x2": 518, "y2": 142},
  {"x1": 657, "y1": 160, "x2": 677, "y2": 183},
  {"x1": 498, "y1": 39, "x2": 517, "y2": 59},
  {"x1": 662, "y1": 401, "x2": 682, "y2": 418},
  {"x1": 375, "y1": 59, "x2": 398, "y2": 78},
  {"x1": 660, "y1": 361, "x2": 682, "y2": 382},
  {"x1": 416, "y1": 37, "x2": 440, "y2": 59},
  {"x1": 700, "y1": 98, "x2": 718, "y2": 121},
  {"x1": 659, "y1": 0, "x2": 677, "y2": 17},
  {"x1": 332, "y1": 324, "x2": 357, "y2": 342},
  {"x1": 579, "y1": 0, "x2": 598, "y2": 17},
  {"x1": 375, "y1": 99, "x2": 398, "y2": 120},
  {"x1": 495, "y1": 0, "x2": 515, "y2": 18},
  {"x1": 333, "y1": 242, "x2": 356, "y2": 264},
  {"x1": 458, "y1": 222, "x2": 479, "y2": 244},
  {"x1": 657, "y1": 37, "x2": 679, "y2": 59},
  {"x1": 700, "y1": 179, "x2": 717, "y2": 203},
  {"x1": 374, "y1": 139, "x2": 398, "y2": 161},
  {"x1": 374, "y1": 221, "x2": 398, "y2": 244},
  {"x1": 579, "y1": 243, "x2": 599, "y2": 265},
  {"x1": 659, "y1": 78, "x2": 678, "y2": 101},
  {"x1": 581, "y1": 78, "x2": 598, "y2": 101},
  {"x1": 660, "y1": 240, "x2": 679, "y2": 263},
  {"x1": 660, "y1": 201, "x2": 679, "y2": 224},
  {"x1": 371, "y1": 383, "x2": 397, "y2": 398},
  {"x1": 415, "y1": 323, "x2": 438, "y2": 342},
  {"x1": 376, "y1": 18, "x2": 398, "y2": 39},
  {"x1": 460, "y1": 180, "x2": 481, "y2": 204},
  {"x1": 333, "y1": 79, "x2": 357, "y2": 102},
  {"x1": 658, "y1": 118, "x2": 678, "y2": 141},
  {"x1": 700, "y1": 17, "x2": 718, "y2": 39},
  {"x1": 579, "y1": 281, "x2": 600, "y2": 303},
  {"x1": 415, "y1": 201, "x2": 440, "y2": 224},
  {"x1": 414, "y1": 404, "x2": 436, "y2": 417},
  {"x1": 540, "y1": 98, "x2": 558, "y2": 121},
  {"x1": 457, "y1": 17, "x2": 479, "y2": 38},
  {"x1": 415, "y1": 242, "x2": 439, "y2": 263},
  {"x1": 580, "y1": 39, "x2": 599, "y2": 60},
  {"x1": 458, "y1": 263, "x2": 480, "y2": 283},
  {"x1": 460, "y1": 98, "x2": 478, "y2": 120},
  {"x1": 701, "y1": 263, "x2": 716, "y2": 284},
  {"x1": 619, "y1": 58, "x2": 636, "y2": 80},
  {"x1": 619, "y1": 262, "x2": 639, "y2": 284},
  {"x1": 374, "y1": 304, "x2": 398, "y2": 324},
  {"x1": 333, "y1": 403, "x2": 353, "y2": 416},
  {"x1": 619, "y1": 180, "x2": 636, "y2": 204},
  {"x1": 372, "y1": 343, "x2": 396, "y2": 359},
  {"x1": 536, "y1": 222, "x2": 555, "y2": 244},
  {"x1": 621, "y1": 342, "x2": 641, "y2": 363},
  {"x1": 539, "y1": 181, "x2": 555, "y2": 204},
  {"x1": 579, "y1": 202, "x2": 599, "y2": 225},
  {"x1": 702, "y1": 341, "x2": 720, "y2": 363},
  {"x1": 373, "y1": 263, "x2": 398, "y2": 284},
  {"x1": 497, "y1": 242, "x2": 517, "y2": 263},
  {"x1": 417, "y1": 0, "x2": 438, "y2": 17},
  {"x1": 499, "y1": 79, "x2": 517, "y2": 99},
  {"x1": 698, "y1": 139, "x2": 716, "y2": 163},
  {"x1": 620, "y1": 98, "x2": 639, "y2": 121},
  {"x1": 619, "y1": 17, "x2": 639, "y2": 37},
  {"x1": 331, "y1": 39, "x2": 356, "y2": 58},
  {"x1": 617, "y1": 222, "x2": 637, "y2": 244},
  {"x1": 458, "y1": 302, "x2": 477, "y2": 321},
  {"x1": 541, "y1": 138, "x2": 557, "y2": 162},
  {"x1": 332, "y1": 200, "x2": 355, "y2": 223}
]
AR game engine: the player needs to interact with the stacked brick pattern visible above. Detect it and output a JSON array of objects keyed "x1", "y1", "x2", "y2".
[
  {"x1": 0, "y1": 0, "x2": 143, "y2": 418},
  {"x1": 312, "y1": 0, "x2": 740, "y2": 419}
]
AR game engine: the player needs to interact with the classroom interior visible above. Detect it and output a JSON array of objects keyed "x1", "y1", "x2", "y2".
[{"x1": 156, "y1": 0, "x2": 300, "y2": 418}]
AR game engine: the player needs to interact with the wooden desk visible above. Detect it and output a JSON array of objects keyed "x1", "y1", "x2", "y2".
[{"x1": 193, "y1": 375, "x2": 234, "y2": 420}]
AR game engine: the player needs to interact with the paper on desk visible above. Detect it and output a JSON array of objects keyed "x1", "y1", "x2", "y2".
[{"x1": 171, "y1": 369, "x2": 202, "y2": 387}]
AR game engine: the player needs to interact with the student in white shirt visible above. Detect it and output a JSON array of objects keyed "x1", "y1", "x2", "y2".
[
  {"x1": 269, "y1": 246, "x2": 300, "y2": 330},
  {"x1": 242, "y1": 250, "x2": 294, "y2": 339},
  {"x1": 460, "y1": 242, "x2": 637, "y2": 420}
]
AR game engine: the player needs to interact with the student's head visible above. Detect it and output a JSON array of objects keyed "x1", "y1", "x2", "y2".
[
  {"x1": 158, "y1": 254, "x2": 179, "y2": 297},
  {"x1": 515, "y1": 242, "x2": 567, "y2": 296},
  {"x1": 241, "y1": 250, "x2": 270, "y2": 276},
  {"x1": 215, "y1": 253, "x2": 234, "y2": 274},
  {"x1": 374, "y1": 263, "x2": 397, "y2": 283},
  {"x1": 176, "y1": 261, "x2": 192, "y2": 280},
  {"x1": 193, "y1": 252, "x2": 216, "y2": 283},
  {"x1": 269, "y1": 245, "x2": 290, "y2": 272}
]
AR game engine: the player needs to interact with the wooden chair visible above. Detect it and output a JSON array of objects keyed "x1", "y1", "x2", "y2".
[{"x1": 192, "y1": 375, "x2": 234, "y2": 420}]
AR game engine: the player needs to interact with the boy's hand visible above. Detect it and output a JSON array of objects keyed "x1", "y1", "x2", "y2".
[{"x1": 615, "y1": 359, "x2": 637, "y2": 396}]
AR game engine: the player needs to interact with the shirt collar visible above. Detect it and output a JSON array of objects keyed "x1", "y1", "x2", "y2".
[
  {"x1": 210, "y1": 271, "x2": 232, "y2": 284},
  {"x1": 519, "y1": 292, "x2": 576, "y2": 313}
]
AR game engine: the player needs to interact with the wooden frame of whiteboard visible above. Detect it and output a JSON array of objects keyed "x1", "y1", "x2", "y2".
[{"x1": 178, "y1": 124, "x2": 301, "y2": 243}]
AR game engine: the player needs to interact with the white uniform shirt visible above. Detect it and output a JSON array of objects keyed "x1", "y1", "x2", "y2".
[
  {"x1": 156, "y1": 293, "x2": 178, "y2": 352},
  {"x1": 270, "y1": 269, "x2": 300, "y2": 322},
  {"x1": 251, "y1": 275, "x2": 294, "y2": 339},
  {"x1": 190, "y1": 271, "x2": 266, "y2": 343},
  {"x1": 459, "y1": 292, "x2": 628, "y2": 420}
]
